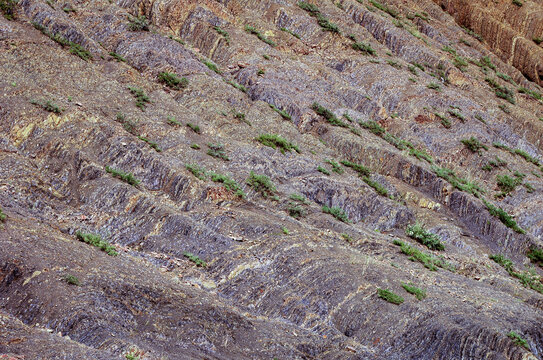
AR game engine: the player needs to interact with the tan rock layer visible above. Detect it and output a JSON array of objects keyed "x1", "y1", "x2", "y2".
[{"x1": 434, "y1": 0, "x2": 543, "y2": 85}]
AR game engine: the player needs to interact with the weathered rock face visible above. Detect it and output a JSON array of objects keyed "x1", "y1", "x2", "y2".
[{"x1": 1, "y1": 0, "x2": 543, "y2": 359}]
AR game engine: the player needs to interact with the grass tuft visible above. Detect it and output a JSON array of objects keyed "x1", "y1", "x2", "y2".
[
  {"x1": 256, "y1": 134, "x2": 300, "y2": 154},
  {"x1": 158, "y1": 72, "x2": 188, "y2": 90},
  {"x1": 105, "y1": 166, "x2": 140, "y2": 187},
  {"x1": 322, "y1": 205, "x2": 351, "y2": 223},
  {"x1": 405, "y1": 222, "x2": 444, "y2": 250},
  {"x1": 246, "y1": 172, "x2": 277, "y2": 199},
  {"x1": 76, "y1": 231, "x2": 118, "y2": 256},
  {"x1": 377, "y1": 288, "x2": 404, "y2": 304}
]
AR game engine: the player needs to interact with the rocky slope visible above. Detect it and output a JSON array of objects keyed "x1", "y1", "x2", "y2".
[{"x1": 1, "y1": 0, "x2": 543, "y2": 359}]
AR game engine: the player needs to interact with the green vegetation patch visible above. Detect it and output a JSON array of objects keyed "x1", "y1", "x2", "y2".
[
  {"x1": 461, "y1": 137, "x2": 488, "y2": 154},
  {"x1": 352, "y1": 42, "x2": 376, "y2": 55},
  {"x1": 311, "y1": 102, "x2": 348, "y2": 127},
  {"x1": 483, "y1": 200, "x2": 525, "y2": 233},
  {"x1": 105, "y1": 165, "x2": 140, "y2": 187},
  {"x1": 256, "y1": 134, "x2": 300, "y2": 154},
  {"x1": 30, "y1": 99, "x2": 63, "y2": 114},
  {"x1": 393, "y1": 239, "x2": 455, "y2": 272},
  {"x1": 341, "y1": 160, "x2": 371, "y2": 177},
  {"x1": 138, "y1": 136, "x2": 162, "y2": 152},
  {"x1": 128, "y1": 86, "x2": 150, "y2": 110},
  {"x1": 245, "y1": 25, "x2": 276, "y2": 47},
  {"x1": 269, "y1": 104, "x2": 292, "y2": 120},
  {"x1": 490, "y1": 254, "x2": 542, "y2": 295},
  {"x1": 322, "y1": 205, "x2": 351, "y2": 223},
  {"x1": 183, "y1": 252, "x2": 207, "y2": 267},
  {"x1": 0, "y1": 207, "x2": 6, "y2": 223},
  {"x1": 209, "y1": 172, "x2": 245, "y2": 198},
  {"x1": 158, "y1": 72, "x2": 188, "y2": 90},
  {"x1": 401, "y1": 283, "x2": 426, "y2": 300},
  {"x1": 433, "y1": 166, "x2": 485, "y2": 198},
  {"x1": 0, "y1": 0, "x2": 17, "y2": 20},
  {"x1": 405, "y1": 222, "x2": 444, "y2": 250},
  {"x1": 485, "y1": 78, "x2": 515, "y2": 104},
  {"x1": 246, "y1": 172, "x2": 277, "y2": 199},
  {"x1": 508, "y1": 331, "x2": 529, "y2": 349},
  {"x1": 377, "y1": 288, "x2": 404, "y2": 304},
  {"x1": 64, "y1": 274, "x2": 80, "y2": 286},
  {"x1": 76, "y1": 231, "x2": 118, "y2": 256},
  {"x1": 207, "y1": 143, "x2": 230, "y2": 161},
  {"x1": 298, "y1": 1, "x2": 340, "y2": 33}
]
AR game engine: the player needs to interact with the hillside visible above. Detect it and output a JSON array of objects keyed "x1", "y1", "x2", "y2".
[{"x1": 1, "y1": 0, "x2": 543, "y2": 359}]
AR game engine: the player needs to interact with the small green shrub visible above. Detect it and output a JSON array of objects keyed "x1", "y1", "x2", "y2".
[
  {"x1": 0, "y1": 0, "x2": 17, "y2": 20},
  {"x1": 508, "y1": 331, "x2": 529, "y2": 349},
  {"x1": 369, "y1": 0, "x2": 398, "y2": 17},
  {"x1": 116, "y1": 112, "x2": 138, "y2": 135},
  {"x1": 362, "y1": 176, "x2": 389, "y2": 197},
  {"x1": 167, "y1": 116, "x2": 182, "y2": 126},
  {"x1": 496, "y1": 174, "x2": 521, "y2": 195},
  {"x1": 433, "y1": 166, "x2": 485, "y2": 198},
  {"x1": 280, "y1": 27, "x2": 301, "y2": 39},
  {"x1": 207, "y1": 143, "x2": 230, "y2": 161},
  {"x1": 202, "y1": 59, "x2": 221, "y2": 74},
  {"x1": 287, "y1": 194, "x2": 309, "y2": 219},
  {"x1": 109, "y1": 52, "x2": 126, "y2": 62},
  {"x1": 183, "y1": 252, "x2": 207, "y2": 267},
  {"x1": 518, "y1": 87, "x2": 542, "y2": 101},
  {"x1": 317, "y1": 166, "x2": 331, "y2": 175},
  {"x1": 352, "y1": 42, "x2": 376, "y2": 55},
  {"x1": 105, "y1": 166, "x2": 140, "y2": 187},
  {"x1": 512, "y1": 0, "x2": 523, "y2": 6},
  {"x1": 483, "y1": 200, "x2": 525, "y2": 234},
  {"x1": 245, "y1": 25, "x2": 276, "y2": 47},
  {"x1": 496, "y1": 72, "x2": 513, "y2": 83},
  {"x1": 209, "y1": 172, "x2": 245, "y2": 198},
  {"x1": 485, "y1": 78, "x2": 515, "y2": 104},
  {"x1": 128, "y1": 15, "x2": 149, "y2": 31},
  {"x1": 533, "y1": 37, "x2": 542, "y2": 45},
  {"x1": 325, "y1": 159, "x2": 343, "y2": 174},
  {"x1": 214, "y1": 26, "x2": 230, "y2": 43},
  {"x1": 281, "y1": 226, "x2": 290, "y2": 235},
  {"x1": 0, "y1": 207, "x2": 6, "y2": 223},
  {"x1": 185, "y1": 164, "x2": 207, "y2": 181},
  {"x1": 359, "y1": 120, "x2": 386, "y2": 136},
  {"x1": 138, "y1": 136, "x2": 162, "y2": 152},
  {"x1": 269, "y1": 104, "x2": 291, "y2": 120},
  {"x1": 387, "y1": 60, "x2": 401, "y2": 69},
  {"x1": 448, "y1": 109, "x2": 465, "y2": 122},
  {"x1": 246, "y1": 171, "x2": 277, "y2": 198},
  {"x1": 393, "y1": 239, "x2": 455, "y2": 272},
  {"x1": 377, "y1": 288, "x2": 404, "y2": 304},
  {"x1": 128, "y1": 86, "x2": 150, "y2": 110},
  {"x1": 298, "y1": 2, "x2": 340, "y2": 33},
  {"x1": 527, "y1": 246, "x2": 543, "y2": 266},
  {"x1": 256, "y1": 134, "x2": 300, "y2": 154},
  {"x1": 341, "y1": 160, "x2": 371, "y2": 177},
  {"x1": 186, "y1": 123, "x2": 200, "y2": 134},
  {"x1": 64, "y1": 274, "x2": 80, "y2": 286},
  {"x1": 322, "y1": 205, "x2": 350, "y2": 223},
  {"x1": 435, "y1": 113, "x2": 451, "y2": 128},
  {"x1": 405, "y1": 222, "x2": 444, "y2": 250},
  {"x1": 30, "y1": 99, "x2": 63, "y2": 114},
  {"x1": 341, "y1": 233, "x2": 353, "y2": 243},
  {"x1": 311, "y1": 102, "x2": 348, "y2": 127},
  {"x1": 401, "y1": 283, "x2": 426, "y2": 300},
  {"x1": 76, "y1": 231, "x2": 118, "y2": 256},
  {"x1": 158, "y1": 72, "x2": 188, "y2": 90},
  {"x1": 226, "y1": 79, "x2": 247, "y2": 93},
  {"x1": 461, "y1": 137, "x2": 488, "y2": 154},
  {"x1": 427, "y1": 82, "x2": 441, "y2": 91}
]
